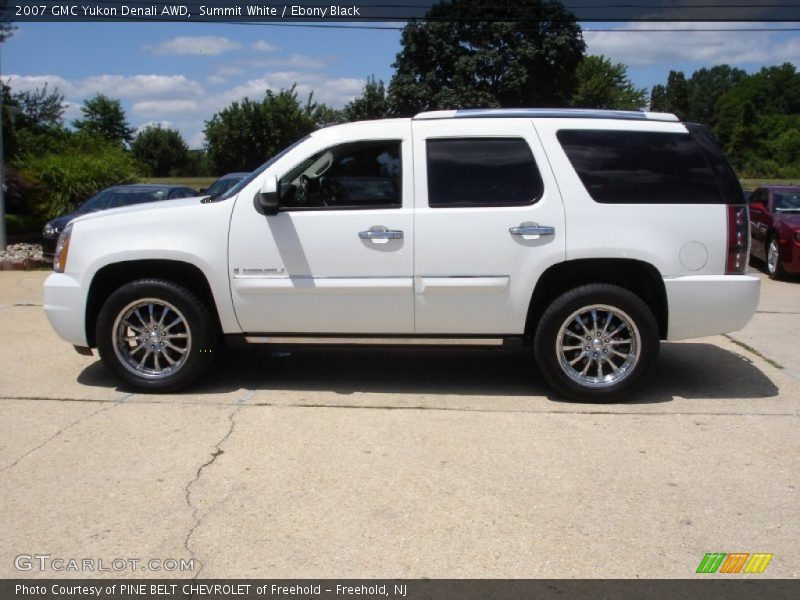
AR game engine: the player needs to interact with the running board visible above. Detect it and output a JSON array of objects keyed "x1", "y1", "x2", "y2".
[{"x1": 239, "y1": 336, "x2": 511, "y2": 347}]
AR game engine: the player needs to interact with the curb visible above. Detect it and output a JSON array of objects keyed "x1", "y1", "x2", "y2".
[{"x1": 0, "y1": 258, "x2": 52, "y2": 271}]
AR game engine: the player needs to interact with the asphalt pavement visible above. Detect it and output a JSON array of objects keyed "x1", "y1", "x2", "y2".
[{"x1": 0, "y1": 268, "x2": 798, "y2": 578}]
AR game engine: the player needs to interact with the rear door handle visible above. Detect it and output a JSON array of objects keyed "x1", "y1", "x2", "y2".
[
  {"x1": 359, "y1": 226, "x2": 404, "y2": 244},
  {"x1": 509, "y1": 223, "x2": 555, "y2": 239}
]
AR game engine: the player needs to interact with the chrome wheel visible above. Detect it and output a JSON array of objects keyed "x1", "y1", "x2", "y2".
[
  {"x1": 767, "y1": 239, "x2": 779, "y2": 274},
  {"x1": 112, "y1": 299, "x2": 192, "y2": 380},
  {"x1": 556, "y1": 304, "x2": 641, "y2": 389}
]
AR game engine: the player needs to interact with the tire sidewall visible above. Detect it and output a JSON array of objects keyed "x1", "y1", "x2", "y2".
[
  {"x1": 96, "y1": 280, "x2": 217, "y2": 393},
  {"x1": 534, "y1": 284, "x2": 659, "y2": 403}
]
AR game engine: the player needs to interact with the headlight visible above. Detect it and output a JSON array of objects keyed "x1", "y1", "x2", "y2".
[
  {"x1": 53, "y1": 223, "x2": 73, "y2": 273},
  {"x1": 43, "y1": 223, "x2": 56, "y2": 237}
]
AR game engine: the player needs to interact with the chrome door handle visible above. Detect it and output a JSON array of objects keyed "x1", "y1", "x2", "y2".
[
  {"x1": 509, "y1": 224, "x2": 555, "y2": 237},
  {"x1": 359, "y1": 226, "x2": 404, "y2": 242}
]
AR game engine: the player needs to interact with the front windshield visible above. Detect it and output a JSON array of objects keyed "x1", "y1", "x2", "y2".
[
  {"x1": 78, "y1": 189, "x2": 112, "y2": 212},
  {"x1": 216, "y1": 135, "x2": 311, "y2": 201},
  {"x1": 775, "y1": 192, "x2": 800, "y2": 211}
]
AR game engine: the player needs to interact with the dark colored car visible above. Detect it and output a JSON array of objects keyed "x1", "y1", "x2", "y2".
[
  {"x1": 200, "y1": 172, "x2": 250, "y2": 197},
  {"x1": 42, "y1": 184, "x2": 199, "y2": 256},
  {"x1": 748, "y1": 185, "x2": 800, "y2": 279}
]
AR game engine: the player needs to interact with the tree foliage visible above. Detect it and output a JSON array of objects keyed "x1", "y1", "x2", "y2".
[
  {"x1": 131, "y1": 125, "x2": 190, "y2": 177},
  {"x1": 204, "y1": 86, "x2": 317, "y2": 173},
  {"x1": 343, "y1": 77, "x2": 390, "y2": 121},
  {"x1": 20, "y1": 135, "x2": 138, "y2": 220},
  {"x1": 650, "y1": 63, "x2": 800, "y2": 177},
  {"x1": 571, "y1": 55, "x2": 646, "y2": 110},
  {"x1": 388, "y1": 0, "x2": 585, "y2": 115},
  {"x1": 74, "y1": 94, "x2": 135, "y2": 146}
]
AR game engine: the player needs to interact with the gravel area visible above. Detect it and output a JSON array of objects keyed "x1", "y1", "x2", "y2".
[{"x1": 0, "y1": 243, "x2": 51, "y2": 270}]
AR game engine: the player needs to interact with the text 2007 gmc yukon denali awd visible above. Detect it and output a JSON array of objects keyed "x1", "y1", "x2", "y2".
[{"x1": 43, "y1": 109, "x2": 760, "y2": 402}]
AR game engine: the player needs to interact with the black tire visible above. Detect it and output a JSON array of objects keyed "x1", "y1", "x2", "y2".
[
  {"x1": 96, "y1": 279, "x2": 218, "y2": 393},
  {"x1": 766, "y1": 235, "x2": 786, "y2": 280},
  {"x1": 534, "y1": 284, "x2": 659, "y2": 403}
]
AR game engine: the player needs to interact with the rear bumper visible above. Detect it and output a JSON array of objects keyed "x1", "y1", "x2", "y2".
[
  {"x1": 664, "y1": 275, "x2": 760, "y2": 340},
  {"x1": 43, "y1": 272, "x2": 88, "y2": 347}
]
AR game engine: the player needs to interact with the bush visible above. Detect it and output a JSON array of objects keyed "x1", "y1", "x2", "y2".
[
  {"x1": 4, "y1": 214, "x2": 42, "y2": 234},
  {"x1": 21, "y1": 140, "x2": 138, "y2": 220},
  {"x1": 2, "y1": 168, "x2": 45, "y2": 215}
]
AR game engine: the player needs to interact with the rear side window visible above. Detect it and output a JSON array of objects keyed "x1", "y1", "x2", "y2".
[
  {"x1": 427, "y1": 138, "x2": 543, "y2": 207},
  {"x1": 557, "y1": 130, "x2": 724, "y2": 204}
]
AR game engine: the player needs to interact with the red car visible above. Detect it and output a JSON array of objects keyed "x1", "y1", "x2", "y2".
[{"x1": 748, "y1": 185, "x2": 800, "y2": 279}]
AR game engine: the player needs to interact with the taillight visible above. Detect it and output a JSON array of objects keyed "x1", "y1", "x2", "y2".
[{"x1": 726, "y1": 205, "x2": 748, "y2": 275}]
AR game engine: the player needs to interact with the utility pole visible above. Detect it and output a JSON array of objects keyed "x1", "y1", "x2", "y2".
[{"x1": 0, "y1": 42, "x2": 6, "y2": 251}]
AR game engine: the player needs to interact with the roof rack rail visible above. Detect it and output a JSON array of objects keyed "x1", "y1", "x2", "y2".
[{"x1": 413, "y1": 108, "x2": 679, "y2": 122}]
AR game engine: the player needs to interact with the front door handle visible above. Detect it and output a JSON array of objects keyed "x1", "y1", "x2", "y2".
[
  {"x1": 359, "y1": 226, "x2": 404, "y2": 244},
  {"x1": 509, "y1": 223, "x2": 555, "y2": 239}
]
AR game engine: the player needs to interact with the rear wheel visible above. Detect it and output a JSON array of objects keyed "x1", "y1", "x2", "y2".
[
  {"x1": 96, "y1": 279, "x2": 218, "y2": 392},
  {"x1": 766, "y1": 235, "x2": 786, "y2": 280},
  {"x1": 534, "y1": 284, "x2": 659, "y2": 402}
]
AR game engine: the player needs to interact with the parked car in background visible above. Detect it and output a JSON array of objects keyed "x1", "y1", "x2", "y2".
[
  {"x1": 748, "y1": 185, "x2": 800, "y2": 279},
  {"x1": 200, "y1": 172, "x2": 250, "y2": 197},
  {"x1": 42, "y1": 184, "x2": 199, "y2": 255}
]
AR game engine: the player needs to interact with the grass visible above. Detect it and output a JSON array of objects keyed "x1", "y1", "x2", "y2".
[
  {"x1": 740, "y1": 178, "x2": 799, "y2": 191},
  {"x1": 139, "y1": 177, "x2": 216, "y2": 190}
]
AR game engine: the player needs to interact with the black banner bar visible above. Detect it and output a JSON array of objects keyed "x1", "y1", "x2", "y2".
[
  {"x1": 3, "y1": 0, "x2": 800, "y2": 23},
  {"x1": 2, "y1": 579, "x2": 800, "y2": 600}
]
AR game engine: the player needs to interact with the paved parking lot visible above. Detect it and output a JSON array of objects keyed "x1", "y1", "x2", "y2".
[{"x1": 0, "y1": 269, "x2": 798, "y2": 578}]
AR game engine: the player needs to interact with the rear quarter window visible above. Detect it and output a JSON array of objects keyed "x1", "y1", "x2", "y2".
[{"x1": 556, "y1": 129, "x2": 725, "y2": 204}]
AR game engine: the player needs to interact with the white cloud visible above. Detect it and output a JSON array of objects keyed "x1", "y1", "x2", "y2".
[
  {"x1": 80, "y1": 74, "x2": 203, "y2": 99},
  {"x1": 1, "y1": 74, "x2": 74, "y2": 95},
  {"x1": 220, "y1": 71, "x2": 365, "y2": 107},
  {"x1": 585, "y1": 22, "x2": 800, "y2": 68},
  {"x1": 136, "y1": 121, "x2": 176, "y2": 133},
  {"x1": 252, "y1": 40, "x2": 279, "y2": 52},
  {"x1": 132, "y1": 100, "x2": 202, "y2": 116},
  {"x1": 247, "y1": 54, "x2": 330, "y2": 70},
  {"x1": 188, "y1": 131, "x2": 206, "y2": 150},
  {"x1": 146, "y1": 36, "x2": 243, "y2": 56}
]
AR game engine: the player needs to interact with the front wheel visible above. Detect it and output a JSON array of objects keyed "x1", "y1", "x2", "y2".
[
  {"x1": 766, "y1": 235, "x2": 786, "y2": 280},
  {"x1": 534, "y1": 284, "x2": 659, "y2": 403},
  {"x1": 96, "y1": 279, "x2": 218, "y2": 392}
]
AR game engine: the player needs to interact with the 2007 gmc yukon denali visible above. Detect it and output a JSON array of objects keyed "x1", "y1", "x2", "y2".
[{"x1": 43, "y1": 109, "x2": 760, "y2": 402}]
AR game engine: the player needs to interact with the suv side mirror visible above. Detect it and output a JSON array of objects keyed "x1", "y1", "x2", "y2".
[{"x1": 259, "y1": 176, "x2": 280, "y2": 215}]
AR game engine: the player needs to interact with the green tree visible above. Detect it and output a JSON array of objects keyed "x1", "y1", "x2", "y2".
[
  {"x1": 131, "y1": 125, "x2": 190, "y2": 177},
  {"x1": 570, "y1": 55, "x2": 646, "y2": 110},
  {"x1": 204, "y1": 86, "x2": 316, "y2": 173},
  {"x1": 74, "y1": 94, "x2": 135, "y2": 146},
  {"x1": 388, "y1": 0, "x2": 585, "y2": 115},
  {"x1": 343, "y1": 77, "x2": 390, "y2": 121},
  {"x1": 6, "y1": 83, "x2": 65, "y2": 132},
  {"x1": 685, "y1": 65, "x2": 747, "y2": 127},
  {"x1": 649, "y1": 71, "x2": 690, "y2": 119}
]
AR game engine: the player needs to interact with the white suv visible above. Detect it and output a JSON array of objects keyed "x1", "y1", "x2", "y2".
[{"x1": 43, "y1": 109, "x2": 760, "y2": 402}]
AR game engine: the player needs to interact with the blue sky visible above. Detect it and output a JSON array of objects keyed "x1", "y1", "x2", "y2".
[{"x1": 2, "y1": 21, "x2": 799, "y2": 148}]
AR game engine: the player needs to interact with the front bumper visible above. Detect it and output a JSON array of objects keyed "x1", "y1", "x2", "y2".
[
  {"x1": 43, "y1": 272, "x2": 88, "y2": 347},
  {"x1": 664, "y1": 275, "x2": 760, "y2": 340}
]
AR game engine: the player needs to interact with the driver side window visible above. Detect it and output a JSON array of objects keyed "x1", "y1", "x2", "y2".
[{"x1": 279, "y1": 140, "x2": 402, "y2": 210}]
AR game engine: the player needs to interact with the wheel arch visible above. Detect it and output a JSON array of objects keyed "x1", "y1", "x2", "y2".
[
  {"x1": 85, "y1": 259, "x2": 222, "y2": 347},
  {"x1": 525, "y1": 258, "x2": 668, "y2": 340}
]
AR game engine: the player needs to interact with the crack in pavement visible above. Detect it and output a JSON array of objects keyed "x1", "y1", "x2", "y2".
[
  {"x1": 183, "y1": 390, "x2": 254, "y2": 580},
  {"x1": 0, "y1": 393, "x2": 134, "y2": 474}
]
